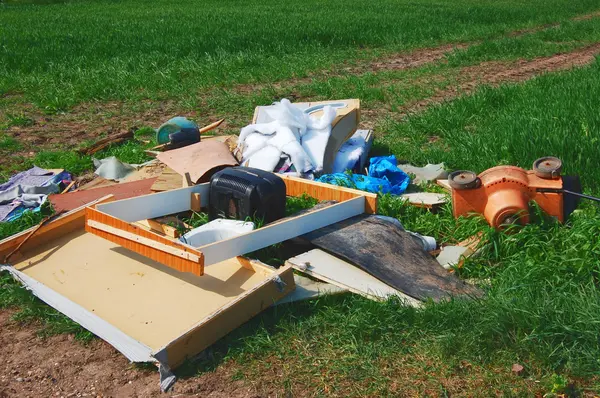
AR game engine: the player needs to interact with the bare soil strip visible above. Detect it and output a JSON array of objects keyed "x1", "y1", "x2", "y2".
[
  {"x1": 401, "y1": 43, "x2": 600, "y2": 117},
  {"x1": 0, "y1": 311, "x2": 256, "y2": 398},
  {"x1": 5, "y1": 10, "x2": 600, "y2": 154}
]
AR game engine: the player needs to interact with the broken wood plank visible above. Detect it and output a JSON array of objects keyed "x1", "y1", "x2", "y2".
[
  {"x1": 78, "y1": 130, "x2": 133, "y2": 155},
  {"x1": 151, "y1": 167, "x2": 184, "y2": 192},
  {"x1": 136, "y1": 216, "x2": 189, "y2": 239},
  {"x1": 436, "y1": 179, "x2": 452, "y2": 192},
  {"x1": 60, "y1": 180, "x2": 76, "y2": 194}
]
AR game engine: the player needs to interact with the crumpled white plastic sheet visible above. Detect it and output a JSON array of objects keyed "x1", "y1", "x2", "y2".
[{"x1": 238, "y1": 99, "x2": 336, "y2": 173}]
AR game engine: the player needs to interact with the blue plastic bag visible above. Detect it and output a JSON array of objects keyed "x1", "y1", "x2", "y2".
[{"x1": 317, "y1": 155, "x2": 410, "y2": 195}]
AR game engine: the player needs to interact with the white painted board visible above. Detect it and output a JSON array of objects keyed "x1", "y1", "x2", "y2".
[
  {"x1": 286, "y1": 249, "x2": 421, "y2": 307},
  {"x1": 199, "y1": 196, "x2": 365, "y2": 266},
  {"x1": 96, "y1": 183, "x2": 209, "y2": 222}
]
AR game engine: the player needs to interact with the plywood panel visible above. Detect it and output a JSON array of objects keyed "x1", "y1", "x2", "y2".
[
  {"x1": 13, "y1": 231, "x2": 269, "y2": 351},
  {"x1": 156, "y1": 264, "x2": 295, "y2": 367}
]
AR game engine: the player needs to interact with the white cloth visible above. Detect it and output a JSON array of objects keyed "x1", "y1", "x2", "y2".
[{"x1": 237, "y1": 99, "x2": 335, "y2": 173}]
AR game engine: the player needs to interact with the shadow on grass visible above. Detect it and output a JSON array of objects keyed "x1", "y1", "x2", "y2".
[{"x1": 174, "y1": 293, "x2": 352, "y2": 379}]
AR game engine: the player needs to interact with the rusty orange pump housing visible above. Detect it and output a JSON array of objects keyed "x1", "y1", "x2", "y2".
[{"x1": 451, "y1": 164, "x2": 565, "y2": 229}]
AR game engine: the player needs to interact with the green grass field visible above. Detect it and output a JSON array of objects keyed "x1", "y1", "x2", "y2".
[{"x1": 2, "y1": 0, "x2": 600, "y2": 396}]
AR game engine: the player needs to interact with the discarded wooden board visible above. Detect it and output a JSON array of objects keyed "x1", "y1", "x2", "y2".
[
  {"x1": 0, "y1": 197, "x2": 295, "y2": 380},
  {"x1": 49, "y1": 177, "x2": 157, "y2": 213},
  {"x1": 136, "y1": 216, "x2": 190, "y2": 239},
  {"x1": 156, "y1": 140, "x2": 238, "y2": 184},
  {"x1": 401, "y1": 192, "x2": 447, "y2": 208},
  {"x1": 151, "y1": 167, "x2": 183, "y2": 192},
  {"x1": 87, "y1": 175, "x2": 378, "y2": 276},
  {"x1": 436, "y1": 179, "x2": 452, "y2": 192},
  {"x1": 301, "y1": 215, "x2": 481, "y2": 301},
  {"x1": 275, "y1": 274, "x2": 347, "y2": 305},
  {"x1": 287, "y1": 249, "x2": 420, "y2": 306}
]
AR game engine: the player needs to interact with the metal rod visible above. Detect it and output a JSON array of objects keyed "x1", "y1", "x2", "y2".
[
  {"x1": 562, "y1": 190, "x2": 600, "y2": 203},
  {"x1": 537, "y1": 188, "x2": 600, "y2": 203}
]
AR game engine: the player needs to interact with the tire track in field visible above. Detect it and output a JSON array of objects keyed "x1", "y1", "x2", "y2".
[
  {"x1": 3, "y1": 10, "x2": 600, "y2": 158},
  {"x1": 401, "y1": 43, "x2": 600, "y2": 116},
  {"x1": 244, "y1": 9, "x2": 600, "y2": 91}
]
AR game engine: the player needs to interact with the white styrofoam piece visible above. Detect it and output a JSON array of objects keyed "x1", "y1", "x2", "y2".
[
  {"x1": 199, "y1": 196, "x2": 365, "y2": 266},
  {"x1": 287, "y1": 249, "x2": 421, "y2": 307},
  {"x1": 96, "y1": 183, "x2": 209, "y2": 222},
  {"x1": 0, "y1": 265, "x2": 155, "y2": 363},
  {"x1": 180, "y1": 219, "x2": 255, "y2": 248},
  {"x1": 436, "y1": 246, "x2": 472, "y2": 270},
  {"x1": 401, "y1": 192, "x2": 447, "y2": 206}
]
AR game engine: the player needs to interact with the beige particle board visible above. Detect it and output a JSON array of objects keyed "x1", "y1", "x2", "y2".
[{"x1": 13, "y1": 229, "x2": 281, "y2": 351}]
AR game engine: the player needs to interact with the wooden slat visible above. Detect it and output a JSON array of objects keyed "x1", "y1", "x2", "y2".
[
  {"x1": 85, "y1": 207, "x2": 204, "y2": 276},
  {"x1": 87, "y1": 220, "x2": 200, "y2": 262},
  {"x1": 281, "y1": 175, "x2": 377, "y2": 213},
  {"x1": 136, "y1": 217, "x2": 183, "y2": 239}
]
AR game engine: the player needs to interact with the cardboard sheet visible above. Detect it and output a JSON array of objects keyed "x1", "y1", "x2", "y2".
[{"x1": 156, "y1": 140, "x2": 238, "y2": 183}]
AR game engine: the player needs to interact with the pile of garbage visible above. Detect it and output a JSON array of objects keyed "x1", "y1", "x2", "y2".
[{"x1": 3, "y1": 97, "x2": 588, "y2": 392}]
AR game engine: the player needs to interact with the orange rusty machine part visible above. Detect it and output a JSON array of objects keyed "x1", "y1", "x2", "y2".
[{"x1": 449, "y1": 157, "x2": 584, "y2": 229}]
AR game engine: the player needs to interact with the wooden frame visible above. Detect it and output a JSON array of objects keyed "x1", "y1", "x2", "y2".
[
  {"x1": 0, "y1": 201, "x2": 295, "y2": 370},
  {"x1": 87, "y1": 175, "x2": 378, "y2": 276}
]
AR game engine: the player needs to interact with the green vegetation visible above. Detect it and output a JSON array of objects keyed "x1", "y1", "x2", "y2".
[
  {"x1": 174, "y1": 64, "x2": 600, "y2": 395},
  {"x1": 2, "y1": 0, "x2": 600, "y2": 110},
  {"x1": 381, "y1": 59, "x2": 600, "y2": 190},
  {"x1": 1, "y1": 0, "x2": 600, "y2": 395}
]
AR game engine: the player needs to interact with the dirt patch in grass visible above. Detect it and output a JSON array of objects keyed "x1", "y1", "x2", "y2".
[{"x1": 0, "y1": 309, "x2": 256, "y2": 397}]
